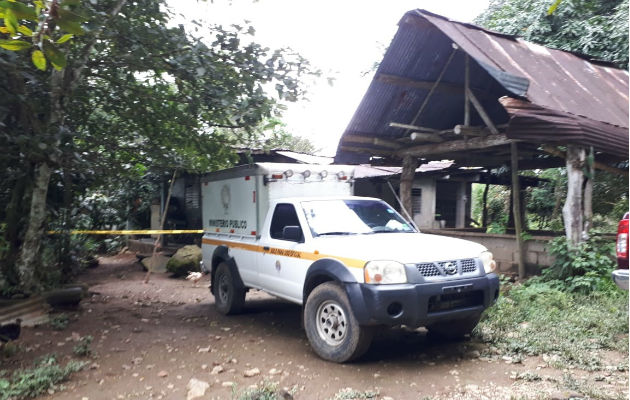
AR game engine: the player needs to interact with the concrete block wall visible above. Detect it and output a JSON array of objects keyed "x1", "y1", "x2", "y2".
[{"x1": 422, "y1": 229, "x2": 557, "y2": 276}]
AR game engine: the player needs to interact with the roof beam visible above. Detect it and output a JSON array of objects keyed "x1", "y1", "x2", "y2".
[
  {"x1": 339, "y1": 145, "x2": 395, "y2": 156},
  {"x1": 341, "y1": 134, "x2": 402, "y2": 150},
  {"x1": 389, "y1": 122, "x2": 438, "y2": 132},
  {"x1": 375, "y1": 73, "x2": 489, "y2": 98},
  {"x1": 541, "y1": 145, "x2": 628, "y2": 177},
  {"x1": 398, "y1": 134, "x2": 512, "y2": 157},
  {"x1": 466, "y1": 87, "x2": 499, "y2": 135}
]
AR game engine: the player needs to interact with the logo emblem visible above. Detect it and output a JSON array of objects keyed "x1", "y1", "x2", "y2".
[
  {"x1": 443, "y1": 262, "x2": 457, "y2": 275},
  {"x1": 221, "y1": 185, "x2": 230, "y2": 212}
]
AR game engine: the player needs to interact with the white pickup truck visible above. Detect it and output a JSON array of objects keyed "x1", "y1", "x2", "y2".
[{"x1": 201, "y1": 163, "x2": 499, "y2": 362}]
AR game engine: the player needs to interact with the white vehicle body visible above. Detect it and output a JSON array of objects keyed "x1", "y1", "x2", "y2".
[{"x1": 200, "y1": 163, "x2": 499, "y2": 362}]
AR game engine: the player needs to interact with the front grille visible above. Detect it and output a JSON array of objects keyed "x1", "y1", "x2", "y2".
[
  {"x1": 417, "y1": 263, "x2": 441, "y2": 277},
  {"x1": 428, "y1": 290, "x2": 484, "y2": 313},
  {"x1": 461, "y1": 258, "x2": 477, "y2": 273},
  {"x1": 415, "y1": 258, "x2": 478, "y2": 277}
]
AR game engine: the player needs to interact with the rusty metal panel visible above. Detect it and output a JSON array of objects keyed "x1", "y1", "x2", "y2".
[{"x1": 501, "y1": 98, "x2": 629, "y2": 159}]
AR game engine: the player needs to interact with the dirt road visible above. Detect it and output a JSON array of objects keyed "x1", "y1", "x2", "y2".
[{"x1": 4, "y1": 254, "x2": 627, "y2": 400}]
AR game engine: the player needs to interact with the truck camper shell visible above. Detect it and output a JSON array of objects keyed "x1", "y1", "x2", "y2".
[{"x1": 201, "y1": 163, "x2": 357, "y2": 238}]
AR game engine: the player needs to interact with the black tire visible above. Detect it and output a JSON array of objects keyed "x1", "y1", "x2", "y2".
[
  {"x1": 212, "y1": 262, "x2": 245, "y2": 315},
  {"x1": 304, "y1": 282, "x2": 373, "y2": 362},
  {"x1": 427, "y1": 315, "x2": 480, "y2": 340}
]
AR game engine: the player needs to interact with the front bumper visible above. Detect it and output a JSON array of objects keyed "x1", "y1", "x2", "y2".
[
  {"x1": 345, "y1": 273, "x2": 500, "y2": 328},
  {"x1": 612, "y1": 269, "x2": 629, "y2": 290}
]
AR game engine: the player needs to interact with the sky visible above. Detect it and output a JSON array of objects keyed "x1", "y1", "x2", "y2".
[{"x1": 175, "y1": 0, "x2": 490, "y2": 156}]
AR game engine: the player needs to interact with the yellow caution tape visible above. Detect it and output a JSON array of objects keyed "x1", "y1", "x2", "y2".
[{"x1": 47, "y1": 229, "x2": 204, "y2": 235}]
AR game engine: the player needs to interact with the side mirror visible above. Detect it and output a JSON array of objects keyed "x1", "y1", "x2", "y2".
[{"x1": 282, "y1": 226, "x2": 303, "y2": 242}]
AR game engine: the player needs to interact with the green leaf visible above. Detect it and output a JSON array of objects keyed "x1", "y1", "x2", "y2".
[
  {"x1": 57, "y1": 8, "x2": 87, "y2": 23},
  {"x1": 56, "y1": 33, "x2": 74, "y2": 44},
  {"x1": 0, "y1": 38, "x2": 31, "y2": 50},
  {"x1": 31, "y1": 49, "x2": 46, "y2": 70},
  {"x1": 43, "y1": 41, "x2": 67, "y2": 70},
  {"x1": 547, "y1": 0, "x2": 562, "y2": 15},
  {"x1": 4, "y1": 8, "x2": 18, "y2": 35},
  {"x1": 57, "y1": 19, "x2": 84, "y2": 35},
  {"x1": 17, "y1": 24, "x2": 32, "y2": 36},
  {"x1": 0, "y1": 0, "x2": 37, "y2": 21}
]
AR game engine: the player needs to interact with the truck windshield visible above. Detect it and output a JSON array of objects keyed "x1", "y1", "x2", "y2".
[{"x1": 301, "y1": 199, "x2": 416, "y2": 237}]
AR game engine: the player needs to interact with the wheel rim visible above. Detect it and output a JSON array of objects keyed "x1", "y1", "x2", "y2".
[
  {"x1": 217, "y1": 272, "x2": 230, "y2": 304},
  {"x1": 315, "y1": 300, "x2": 347, "y2": 346}
]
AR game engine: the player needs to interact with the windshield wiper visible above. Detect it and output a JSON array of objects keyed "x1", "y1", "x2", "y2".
[
  {"x1": 363, "y1": 230, "x2": 412, "y2": 234},
  {"x1": 317, "y1": 232, "x2": 359, "y2": 236}
]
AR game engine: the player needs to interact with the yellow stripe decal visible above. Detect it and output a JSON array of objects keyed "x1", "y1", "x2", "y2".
[
  {"x1": 48, "y1": 229, "x2": 204, "y2": 235},
  {"x1": 202, "y1": 238, "x2": 366, "y2": 269}
]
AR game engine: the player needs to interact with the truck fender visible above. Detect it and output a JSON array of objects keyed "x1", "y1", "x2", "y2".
[
  {"x1": 303, "y1": 259, "x2": 370, "y2": 325},
  {"x1": 211, "y1": 246, "x2": 245, "y2": 294}
]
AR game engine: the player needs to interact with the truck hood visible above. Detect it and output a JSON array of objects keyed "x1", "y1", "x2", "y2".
[{"x1": 312, "y1": 232, "x2": 487, "y2": 264}]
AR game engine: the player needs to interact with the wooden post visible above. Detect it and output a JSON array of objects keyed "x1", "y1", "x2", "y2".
[
  {"x1": 464, "y1": 54, "x2": 470, "y2": 126},
  {"x1": 400, "y1": 156, "x2": 418, "y2": 224},
  {"x1": 481, "y1": 179, "x2": 490, "y2": 228},
  {"x1": 466, "y1": 88, "x2": 499, "y2": 135},
  {"x1": 562, "y1": 145, "x2": 586, "y2": 247},
  {"x1": 455, "y1": 182, "x2": 467, "y2": 228},
  {"x1": 144, "y1": 169, "x2": 178, "y2": 284},
  {"x1": 510, "y1": 142, "x2": 526, "y2": 279}
]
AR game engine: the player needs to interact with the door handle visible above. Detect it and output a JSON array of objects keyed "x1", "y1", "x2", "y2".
[{"x1": 263, "y1": 246, "x2": 270, "y2": 251}]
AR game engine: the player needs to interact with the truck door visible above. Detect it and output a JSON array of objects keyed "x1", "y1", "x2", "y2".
[{"x1": 258, "y1": 203, "x2": 311, "y2": 303}]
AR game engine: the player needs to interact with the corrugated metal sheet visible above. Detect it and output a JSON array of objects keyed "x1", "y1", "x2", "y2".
[
  {"x1": 501, "y1": 97, "x2": 628, "y2": 158},
  {"x1": 335, "y1": 9, "x2": 629, "y2": 164}
]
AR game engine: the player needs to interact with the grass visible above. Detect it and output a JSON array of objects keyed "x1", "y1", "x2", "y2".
[
  {"x1": 233, "y1": 380, "x2": 294, "y2": 400},
  {"x1": 0, "y1": 354, "x2": 85, "y2": 400},
  {"x1": 329, "y1": 388, "x2": 379, "y2": 400},
  {"x1": 475, "y1": 280, "x2": 629, "y2": 371},
  {"x1": 49, "y1": 313, "x2": 69, "y2": 331},
  {"x1": 72, "y1": 335, "x2": 93, "y2": 357}
]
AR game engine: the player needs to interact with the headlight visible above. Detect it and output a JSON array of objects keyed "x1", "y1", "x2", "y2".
[
  {"x1": 364, "y1": 260, "x2": 407, "y2": 284},
  {"x1": 479, "y1": 251, "x2": 497, "y2": 274}
]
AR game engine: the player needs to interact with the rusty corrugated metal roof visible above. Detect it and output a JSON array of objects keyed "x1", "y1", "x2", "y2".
[
  {"x1": 335, "y1": 9, "x2": 629, "y2": 164},
  {"x1": 417, "y1": 10, "x2": 629, "y2": 127}
]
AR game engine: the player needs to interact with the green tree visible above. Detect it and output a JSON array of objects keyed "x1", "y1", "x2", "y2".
[
  {"x1": 227, "y1": 118, "x2": 319, "y2": 154},
  {"x1": 475, "y1": 0, "x2": 629, "y2": 68},
  {"x1": 0, "y1": 0, "x2": 317, "y2": 293}
]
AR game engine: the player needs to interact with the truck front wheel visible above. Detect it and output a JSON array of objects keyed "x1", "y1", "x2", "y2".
[
  {"x1": 304, "y1": 282, "x2": 373, "y2": 362},
  {"x1": 213, "y1": 262, "x2": 245, "y2": 315}
]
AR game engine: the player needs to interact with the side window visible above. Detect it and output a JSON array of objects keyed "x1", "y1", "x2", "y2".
[{"x1": 270, "y1": 203, "x2": 303, "y2": 241}]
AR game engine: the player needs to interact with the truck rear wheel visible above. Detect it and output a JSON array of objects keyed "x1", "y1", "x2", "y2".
[
  {"x1": 213, "y1": 262, "x2": 245, "y2": 315},
  {"x1": 427, "y1": 315, "x2": 480, "y2": 340},
  {"x1": 304, "y1": 282, "x2": 373, "y2": 362}
]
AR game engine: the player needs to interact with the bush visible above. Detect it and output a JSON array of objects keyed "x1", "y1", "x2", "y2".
[{"x1": 541, "y1": 234, "x2": 617, "y2": 294}]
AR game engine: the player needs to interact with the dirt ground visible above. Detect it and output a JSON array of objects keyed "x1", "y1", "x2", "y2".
[{"x1": 2, "y1": 254, "x2": 628, "y2": 400}]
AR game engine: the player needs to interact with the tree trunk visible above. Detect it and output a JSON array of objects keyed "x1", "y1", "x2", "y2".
[
  {"x1": 12, "y1": 0, "x2": 129, "y2": 293},
  {"x1": 400, "y1": 156, "x2": 418, "y2": 223},
  {"x1": 582, "y1": 147, "x2": 594, "y2": 240},
  {"x1": 562, "y1": 145, "x2": 586, "y2": 247},
  {"x1": 16, "y1": 162, "x2": 52, "y2": 293}
]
